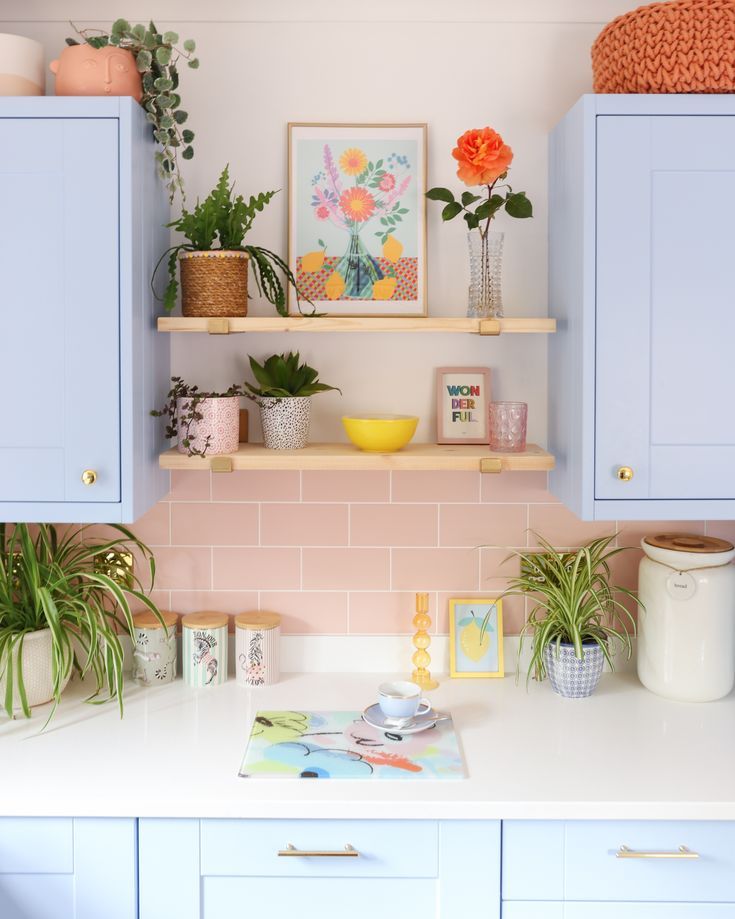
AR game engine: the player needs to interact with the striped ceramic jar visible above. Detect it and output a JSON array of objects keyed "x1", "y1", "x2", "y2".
[
  {"x1": 182, "y1": 612, "x2": 229, "y2": 687},
  {"x1": 235, "y1": 611, "x2": 281, "y2": 687},
  {"x1": 132, "y1": 610, "x2": 179, "y2": 686}
]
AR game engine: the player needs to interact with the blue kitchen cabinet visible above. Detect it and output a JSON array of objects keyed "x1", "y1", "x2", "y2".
[
  {"x1": 138, "y1": 818, "x2": 501, "y2": 919},
  {"x1": 0, "y1": 817, "x2": 137, "y2": 919},
  {"x1": 549, "y1": 95, "x2": 735, "y2": 520},
  {"x1": 0, "y1": 97, "x2": 169, "y2": 523},
  {"x1": 503, "y1": 820, "x2": 735, "y2": 917}
]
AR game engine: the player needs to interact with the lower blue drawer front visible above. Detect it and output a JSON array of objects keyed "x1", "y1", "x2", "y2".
[
  {"x1": 503, "y1": 905, "x2": 735, "y2": 918},
  {"x1": 503, "y1": 821, "x2": 735, "y2": 903}
]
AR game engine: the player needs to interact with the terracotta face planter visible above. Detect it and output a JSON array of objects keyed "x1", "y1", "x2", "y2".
[{"x1": 50, "y1": 44, "x2": 142, "y2": 101}]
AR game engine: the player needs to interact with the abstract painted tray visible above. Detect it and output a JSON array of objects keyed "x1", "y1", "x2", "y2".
[{"x1": 239, "y1": 710, "x2": 464, "y2": 779}]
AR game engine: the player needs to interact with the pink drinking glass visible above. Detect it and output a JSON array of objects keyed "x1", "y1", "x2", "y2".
[{"x1": 488, "y1": 401, "x2": 528, "y2": 452}]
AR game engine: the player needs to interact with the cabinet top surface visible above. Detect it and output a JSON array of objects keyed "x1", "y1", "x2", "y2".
[{"x1": 2, "y1": 672, "x2": 734, "y2": 821}]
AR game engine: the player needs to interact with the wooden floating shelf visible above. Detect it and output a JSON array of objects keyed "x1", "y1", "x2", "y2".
[
  {"x1": 157, "y1": 316, "x2": 556, "y2": 336},
  {"x1": 159, "y1": 442, "x2": 555, "y2": 474}
]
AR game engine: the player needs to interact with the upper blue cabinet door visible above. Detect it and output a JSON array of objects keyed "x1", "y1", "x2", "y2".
[
  {"x1": 549, "y1": 96, "x2": 735, "y2": 520},
  {"x1": 0, "y1": 118, "x2": 120, "y2": 506},
  {"x1": 0, "y1": 99, "x2": 169, "y2": 524}
]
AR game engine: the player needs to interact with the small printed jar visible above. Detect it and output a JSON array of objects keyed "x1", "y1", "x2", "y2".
[
  {"x1": 132, "y1": 610, "x2": 179, "y2": 686},
  {"x1": 182, "y1": 612, "x2": 229, "y2": 687},
  {"x1": 235, "y1": 611, "x2": 281, "y2": 687}
]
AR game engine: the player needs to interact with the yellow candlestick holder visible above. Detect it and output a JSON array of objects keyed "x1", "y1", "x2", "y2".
[{"x1": 411, "y1": 592, "x2": 439, "y2": 690}]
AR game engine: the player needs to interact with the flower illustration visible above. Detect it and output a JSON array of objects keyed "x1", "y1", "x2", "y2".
[
  {"x1": 379, "y1": 172, "x2": 396, "y2": 192},
  {"x1": 339, "y1": 187, "x2": 376, "y2": 222},
  {"x1": 315, "y1": 204, "x2": 330, "y2": 220},
  {"x1": 339, "y1": 147, "x2": 368, "y2": 176}
]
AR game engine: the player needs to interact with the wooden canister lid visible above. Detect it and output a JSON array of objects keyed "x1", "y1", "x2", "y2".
[
  {"x1": 182, "y1": 611, "x2": 229, "y2": 630},
  {"x1": 132, "y1": 609, "x2": 179, "y2": 630},
  {"x1": 235, "y1": 610, "x2": 281, "y2": 630},
  {"x1": 643, "y1": 533, "x2": 734, "y2": 554}
]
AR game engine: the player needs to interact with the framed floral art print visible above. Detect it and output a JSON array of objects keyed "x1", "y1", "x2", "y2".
[{"x1": 288, "y1": 123, "x2": 427, "y2": 316}]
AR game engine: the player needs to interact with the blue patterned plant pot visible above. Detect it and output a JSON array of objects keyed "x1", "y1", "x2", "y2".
[{"x1": 544, "y1": 642, "x2": 604, "y2": 698}]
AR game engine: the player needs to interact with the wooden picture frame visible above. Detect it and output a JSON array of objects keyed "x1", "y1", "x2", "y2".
[
  {"x1": 449, "y1": 598, "x2": 504, "y2": 679},
  {"x1": 436, "y1": 367, "x2": 491, "y2": 444},
  {"x1": 288, "y1": 123, "x2": 427, "y2": 317}
]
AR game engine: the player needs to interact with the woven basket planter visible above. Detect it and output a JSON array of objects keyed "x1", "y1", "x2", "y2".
[
  {"x1": 180, "y1": 250, "x2": 249, "y2": 317},
  {"x1": 0, "y1": 628, "x2": 72, "y2": 712},
  {"x1": 592, "y1": 0, "x2": 735, "y2": 94}
]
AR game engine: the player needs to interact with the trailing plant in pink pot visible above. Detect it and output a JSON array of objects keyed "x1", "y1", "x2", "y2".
[{"x1": 152, "y1": 377, "x2": 243, "y2": 457}]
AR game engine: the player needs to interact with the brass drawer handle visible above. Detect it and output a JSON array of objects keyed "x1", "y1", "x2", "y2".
[
  {"x1": 616, "y1": 845, "x2": 699, "y2": 859},
  {"x1": 278, "y1": 843, "x2": 359, "y2": 858}
]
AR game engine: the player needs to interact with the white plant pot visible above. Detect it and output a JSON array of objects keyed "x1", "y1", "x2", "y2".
[
  {"x1": 176, "y1": 396, "x2": 240, "y2": 456},
  {"x1": 0, "y1": 33, "x2": 44, "y2": 96},
  {"x1": 0, "y1": 628, "x2": 72, "y2": 712},
  {"x1": 258, "y1": 396, "x2": 312, "y2": 450}
]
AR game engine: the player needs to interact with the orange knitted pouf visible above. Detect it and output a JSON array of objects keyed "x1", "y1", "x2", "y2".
[{"x1": 592, "y1": 0, "x2": 735, "y2": 93}]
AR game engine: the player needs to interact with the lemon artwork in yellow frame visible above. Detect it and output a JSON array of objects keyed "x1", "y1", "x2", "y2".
[{"x1": 449, "y1": 598, "x2": 504, "y2": 679}]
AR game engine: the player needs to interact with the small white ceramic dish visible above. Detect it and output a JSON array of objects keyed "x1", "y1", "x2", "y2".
[{"x1": 362, "y1": 703, "x2": 448, "y2": 735}]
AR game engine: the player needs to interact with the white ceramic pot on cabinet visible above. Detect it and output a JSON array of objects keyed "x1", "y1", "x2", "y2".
[{"x1": 637, "y1": 534, "x2": 735, "y2": 702}]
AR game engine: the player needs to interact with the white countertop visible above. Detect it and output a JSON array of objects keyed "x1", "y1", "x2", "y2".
[{"x1": 2, "y1": 672, "x2": 733, "y2": 821}]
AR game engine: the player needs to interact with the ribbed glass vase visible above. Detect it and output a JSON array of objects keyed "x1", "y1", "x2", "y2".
[{"x1": 467, "y1": 230, "x2": 504, "y2": 318}]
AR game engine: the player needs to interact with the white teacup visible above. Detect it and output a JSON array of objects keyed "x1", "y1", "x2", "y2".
[{"x1": 378, "y1": 680, "x2": 431, "y2": 723}]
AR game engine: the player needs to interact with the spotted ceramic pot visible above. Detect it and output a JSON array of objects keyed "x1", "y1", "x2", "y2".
[
  {"x1": 258, "y1": 396, "x2": 311, "y2": 450},
  {"x1": 176, "y1": 396, "x2": 239, "y2": 455},
  {"x1": 544, "y1": 641, "x2": 604, "y2": 698}
]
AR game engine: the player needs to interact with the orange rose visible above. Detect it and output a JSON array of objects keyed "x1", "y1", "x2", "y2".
[{"x1": 452, "y1": 127, "x2": 513, "y2": 186}]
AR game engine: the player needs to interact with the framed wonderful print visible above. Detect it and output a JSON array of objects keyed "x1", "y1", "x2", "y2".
[
  {"x1": 436, "y1": 367, "x2": 491, "y2": 444},
  {"x1": 288, "y1": 123, "x2": 427, "y2": 317},
  {"x1": 449, "y1": 598, "x2": 504, "y2": 679}
]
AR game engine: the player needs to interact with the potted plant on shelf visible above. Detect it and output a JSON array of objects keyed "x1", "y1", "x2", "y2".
[
  {"x1": 426, "y1": 126, "x2": 533, "y2": 319},
  {"x1": 245, "y1": 352, "x2": 341, "y2": 450},
  {"x1": 501, "y1": 533, "x2": 639, "y2": 698},
  {"x1": 0, "y1": 523, "x2": 164, "y2": 721},
  {"x1": 153, "y1": 165, "x2": 309, "y2": 318},
  {"x1": 151, "y1": 376, "x2": 243, "y2": 457},
  {"x1": 56, "y1": 19, "x2": 199, "y2": 200}
]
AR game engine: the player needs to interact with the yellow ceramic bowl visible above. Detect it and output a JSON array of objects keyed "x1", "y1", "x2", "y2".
[{"x1": 342, "y1": 414, "x2": 419, "y2": 453}]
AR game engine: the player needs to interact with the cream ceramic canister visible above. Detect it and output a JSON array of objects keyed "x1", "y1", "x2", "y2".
[
  {"x1": 176, "y1": 396, "x2": 240, "y2": 456},
  {"x1": 235, "y1": 611, "x2": 281, "y2": 687},
  {"x1": 0, "y1": 34, "x2": 44, "y2": 96},
  {"x1": 182, "y1": 612, "x2": 229, "y2": 687},
  {"x1": 132, "y1": 610, "x2": 179, "y2": 685},
  {"x1": 50, "y1": 44, "x2": 143, "y2": 100}
]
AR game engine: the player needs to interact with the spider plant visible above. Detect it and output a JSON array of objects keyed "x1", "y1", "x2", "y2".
[
  {"x1": 495, "y1": 533, "x2": 639, "y2": 684},
  {"x1": 0, "y1": 523, "x2": 164, "y2": 721}
]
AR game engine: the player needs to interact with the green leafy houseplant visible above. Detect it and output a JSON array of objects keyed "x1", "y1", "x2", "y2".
[
  {"x1": 245, "y1": 352, "x2": 341, "y2": 400},
  {"x1": 0, "y1": 523, "x2": 164, "y2": 721},
  {"x1": 151, "y1": 376, "x2": 244, "y2": 457},
  {"x1": 153, "y1": 165, "x2": 310, "y2": 316},
  {"x1": 68, "y1": 19, "x2": 199, "y2": 200},
  {"x1": 497, "y1": 533, "x2": 639, "y2": 684}
]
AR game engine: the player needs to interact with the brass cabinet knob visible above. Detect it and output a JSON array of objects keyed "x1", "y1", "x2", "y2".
[
  {"x1": 81, "y1": 469, "x2": 98, "y2": 486},
  {"x1": 616, "y1": 466, "x2": 634, "y2": 482}
]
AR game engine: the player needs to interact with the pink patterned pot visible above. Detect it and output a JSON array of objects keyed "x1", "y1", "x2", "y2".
[{"x1": 176, "y1": 396, "x2": 239, "y2": 456}]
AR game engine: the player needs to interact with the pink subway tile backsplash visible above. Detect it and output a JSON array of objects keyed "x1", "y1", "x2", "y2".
[
  {"x1": 171, "y1": 502, "x2": 258, "y2": 546},
  {"x1": 302, "y1": 471, "x2": 390, "y2": 503},
  {"x1": 302, "y1": 548, "x2": 390, "y2": 590},
  {"x1": 392, "y1": 547, "x2": 479, "y2": 591},
  {"x1": 259, "y1": 591, "x2": 349, "y2": 634},
  {"x1": 349, "y1": 591, "x2": 433, "y2": 634},
  {"x1": 439, "y1": 503, "x2": 527, "y2": 548},
  {"x1": 213, "y1": 547, "x2": 300, "y2": 590},
  {"x1": 350, "y1": 503, "x2": 438, "y2": 547},
  {"x1": 125, "y1": 470, "x2": 735, "y2": 637},
  {"x1": 392, "y1": 471, "x2": 479, "y2": 503},
  {"x1": 211, "y1": 470, "x2": 300, "y2": 502},
  {"x1": 261, "y1": 503, "x2": 348, "y2": 546},
  {"x1": 153, "y1": 547, "x2": 212, "y2": 590}
]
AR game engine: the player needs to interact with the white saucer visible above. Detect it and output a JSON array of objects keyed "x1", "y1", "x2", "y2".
[{"x1": 362, "y1": 703, "x2": 442, "y2": 734}]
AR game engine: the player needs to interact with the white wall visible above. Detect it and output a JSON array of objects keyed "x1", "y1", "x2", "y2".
[{"x1": 1, "y1": 0, "x2": 653, "y2": 444}]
